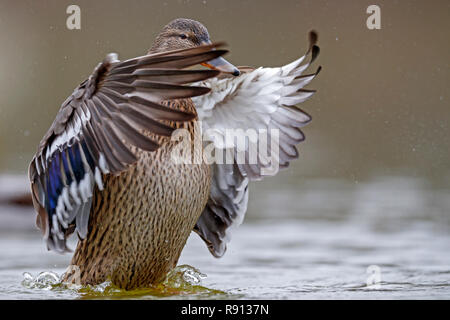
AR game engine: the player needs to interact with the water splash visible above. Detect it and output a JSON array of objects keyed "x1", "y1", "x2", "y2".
[
  {"x1": 79, "y1": 265, "x2": 224, "y2": 299},
  {"x1": 22, "y1": 271, "x2": 60, "y2": 290},
  {"x1": 164, "y1": 264, "x2": 207, "y2": 287},
  {"x1": 21, "y1": 265, "x2": 226, "y2": 299}
]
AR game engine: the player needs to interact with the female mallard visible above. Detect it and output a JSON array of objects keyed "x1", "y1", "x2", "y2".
[{"x1": 29, "y1": 18, "x2": 320, "y2": 290}]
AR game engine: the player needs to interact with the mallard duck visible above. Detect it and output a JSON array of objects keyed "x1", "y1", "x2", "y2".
[{"x1": 28, "y1": 18, "x2": 320, "y2": 290}]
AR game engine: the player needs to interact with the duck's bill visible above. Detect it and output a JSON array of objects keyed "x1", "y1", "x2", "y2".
[{"x1": 202, "y1": 57, "x2": 240, "y2": 76}]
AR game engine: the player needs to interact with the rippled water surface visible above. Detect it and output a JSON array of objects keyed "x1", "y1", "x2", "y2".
[{"x1": 0, "y1": 175, "x2": 449, "y2": 299}]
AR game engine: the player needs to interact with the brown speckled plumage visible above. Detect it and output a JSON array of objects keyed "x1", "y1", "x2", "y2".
[{"x1": 67, "y1": 100, "x2": 210, "y2": 289}]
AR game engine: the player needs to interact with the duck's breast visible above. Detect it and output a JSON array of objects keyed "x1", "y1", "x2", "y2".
[{"x1": 69, "y1": 100, "x2": 210, "y2": 289}]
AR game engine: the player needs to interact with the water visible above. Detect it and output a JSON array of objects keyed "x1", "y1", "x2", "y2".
[{"x1": 0, "y1": 175, "x2": 449, "y2": 299}]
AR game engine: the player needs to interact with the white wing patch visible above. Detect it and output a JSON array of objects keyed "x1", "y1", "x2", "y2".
[{"x1": 192, "y1": 42, "x2": 320, "y2": 257}]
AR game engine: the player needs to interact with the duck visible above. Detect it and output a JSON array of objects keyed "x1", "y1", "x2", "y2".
[{"x1": 28, "y1": 18, "x2": 321, "y2": 290}]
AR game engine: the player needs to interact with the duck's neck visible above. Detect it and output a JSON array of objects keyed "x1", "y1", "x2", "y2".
[{"x1": 147, "y1": 41, "x2": 175, "y2": 55}]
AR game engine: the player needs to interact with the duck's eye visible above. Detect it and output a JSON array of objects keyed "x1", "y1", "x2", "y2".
[{"x1": 179, "y1": 34, "x2": 188, "y2": 40}]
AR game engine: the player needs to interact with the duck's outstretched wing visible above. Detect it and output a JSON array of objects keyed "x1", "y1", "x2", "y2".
[
  {"x1": 29, "y1": 44, "x2": 227, "y2": 252},
  {"x1": 192, "y1": 32, "x2": 320, "y2": 257}
]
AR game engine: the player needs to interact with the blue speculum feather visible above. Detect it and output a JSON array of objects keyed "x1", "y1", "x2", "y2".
[
  {"x1": 47, "y1": 153, "x2": 64, "y2": 213},
  {"x1": 81, "y1": 139, "x2": 95, "y2": 172},
  {"x1": 67, "y1": 145, "x2": 76, "y2": 172},
  {"x1": 61, "y1": 149, "x2": 73, "y2": 185},
  {"x1": 45, "y1": 172, "x2": 57, "y2": 231},
  {"x1": 44, "y1": 145, "x2": 86, "y2": 233},
  {"x1": 53, "y1": 153, "x2": 62, "y2": 194},
  {"x1": 45, "y1": 143, "x2": 90, "y2": 221},
  {"x1": 69, "y1": 143, "x2": 85, "y2": 182},
  {"x1": 48, "y1": 170, "x2": 57, "y2": 211}
]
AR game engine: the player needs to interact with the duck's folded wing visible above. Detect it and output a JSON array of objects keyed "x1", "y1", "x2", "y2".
[
  {"x1": 29, "y1": 44, "x2": 226, "y2": 252},
  {"x1": 192, "y1": 33, "x2": 320, "y2": 257}
]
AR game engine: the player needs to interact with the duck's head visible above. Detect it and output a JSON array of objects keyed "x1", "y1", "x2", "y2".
[{"x1": 149, "y1": 18, "x2": 240, "y2": 76}]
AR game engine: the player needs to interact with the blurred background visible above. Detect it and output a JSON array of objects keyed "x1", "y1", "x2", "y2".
[
  {"x1": 0, "y1": 0, "x2": 449, "y2": 299},
  {"x1": 0, "y1": 0, "x2": 449, "y2": 180}
]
